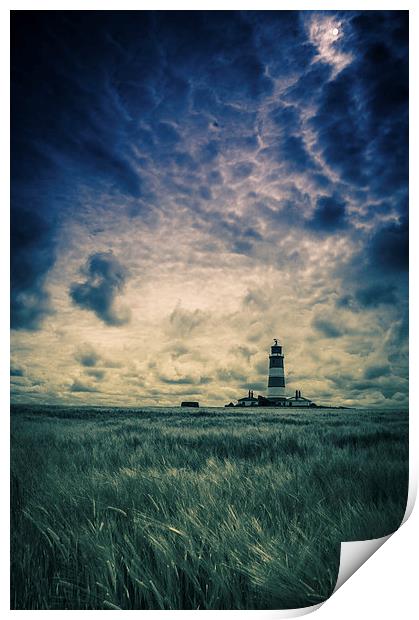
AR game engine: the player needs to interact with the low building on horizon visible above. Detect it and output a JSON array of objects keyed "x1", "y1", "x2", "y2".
[
  {"x1": 237, "y1": 390, "x2": 258, "y2": 407},
  {"x1": 286, "y1": 390, "x2": 313, "y2": 407}
]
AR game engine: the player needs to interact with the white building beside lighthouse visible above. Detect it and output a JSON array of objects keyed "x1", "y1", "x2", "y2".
[{"x1": 267, "y1": 338, "x2": 287, "y2": 403}]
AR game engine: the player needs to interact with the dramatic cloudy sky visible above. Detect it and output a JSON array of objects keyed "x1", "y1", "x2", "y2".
[{"x1": 11, "y1": 10, "x2": 408, "y2": 407}]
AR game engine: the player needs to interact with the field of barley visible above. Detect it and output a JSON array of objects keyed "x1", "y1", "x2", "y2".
[{"x1": 10, "y1": 405, "x2": 408, "y2": 610}]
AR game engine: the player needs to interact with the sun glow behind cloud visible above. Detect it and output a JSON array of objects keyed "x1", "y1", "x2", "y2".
[{"x1": 308, "y1": 14, "x2": 353, "y2": 76}]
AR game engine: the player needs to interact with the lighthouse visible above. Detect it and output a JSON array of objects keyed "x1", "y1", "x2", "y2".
[{"x1": 267, "y1": 338, "x2": 286, "y2": 401}]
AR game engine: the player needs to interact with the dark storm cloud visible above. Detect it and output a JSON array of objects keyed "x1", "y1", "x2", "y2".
[
  {"x1": 207, "y1": 170, "x2": 223, "y2": 185},
  {"x1": 367, "y1": 218, "x2": 408, "y2": 273},
  {"x1": 354, "y1": 284, "x2": 397, "y2": 308},
  {"x1": 283, "y1": 63, "x2": 332, "y2": 106},
  {"x1": 198, "y1": 140, "x2": 220, "y2": 164},
  {"x1": 199, "y1": 210, "x2": 263, "y2": 257},
  {"x1": 12, "y1": 12, "x2": 148, "y2": 200},
  {"x1": 329, "y1": 371, "x2": 407, "y2": 401},
  {"x1": 75, "y1": 344, "x2": 101, "y2": 367},
  {"x1": 85, "y1": 368, "x2": 106, "y2": 381},
  {"x1": 10, "y1": 366, "x2": 24, "y2": 377},
  {"x1": 258, "y1": 133, "x2": 317, "y2": 174},
  {"x1": 270, "y1": 105, "x2": 301, "y2": 133},
  {"x1": 70, "y1": 251, "x2": 130, "y2": 326},
  {"x1": 11, "y1": 208, "x2": 56, "y2": 330},
  {"x1": 12, "y1": 11, "x2": 408, "y2": 219},
  {"x1": 12, "y1": 11, "x2": 407, "y2": 248},
  {"x1": 312, "y1": 317, "x2": 345, "y2": 338},
  {"x1": 209, "y1": 53, "x2": 273, "y2": 100},
  {"x1": 155, "y1": 122, "x2": 181, "y2": 145},
  {"x1": 11, "y1": 10, "x2": 277, "y2": 228},
  {"x1": 310, "y1": 11, "x2": 408, "y2": 199},
  {"x1": 231, "y1": 161, "x2": 255, "y2": 180},
  {"x1": 163, "y1": 9, "x2": 276, "y2": 100},
  {"x1": 159, "y1": 375, "x2": 195, "y2": 385},
  {"x1": 364, "y1": 365, "x2": 390, "y2": 380},
  {"x1": 158, "y1": 374, "x2": 212, "y2": 386},
  {"x1": 11, "y1": 12, "x2": 153, "y2": 332},
  {"x1": 334, "y1": 213, "x2": 408, "y2": 323},
  {"x1": 74, "y1": 139, "x2": 143, "y2": 199},
  {"x1": 70, "y1": 380, "x2": 100, "y2": 393},
  {"x1": 309, "y1": 72, "x2": 368, "y2": 186},
  {"x1": 336, "y1": 217, "x2": 408, "y2": 320},
  {"x1": 351, "y1": 13, "x2": 408, "y2": 198},
  {"x1": 199, "y1": 186, "x2": 212, "y2": 200},
  {"x1": 239, "y1": 381, "x2": 266, "y2": 392},
  {"x1": 307, "y1": 195, "x2": 348, "y2": 233},
  {"x1": 278, "y1": 135, "x2": 317, "y2": 173},
  {"x1": 246, "y1": 11, "x2": 316, "y2": 82}
]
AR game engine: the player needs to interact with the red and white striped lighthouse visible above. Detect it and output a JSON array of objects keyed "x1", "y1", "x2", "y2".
[{"x1": 267, "y1": 338, "x2": 286, "y2": 400}]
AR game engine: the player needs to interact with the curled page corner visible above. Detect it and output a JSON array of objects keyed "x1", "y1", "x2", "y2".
[
  {"x1": 260, "y1": 601, "x2": 326, "y2": 620},
  {"x1": 269, "y1": 530, "x2": 398, "y2": 618},
  {"x1": 332, "y1": 534, "x2": 392, "y2": 594},
  {"x1": 332, "y1": 469, "x2": 416, "y2": 596},
  {"x1": 402, "y1": 473, "x2": 417, "y2": 525}
]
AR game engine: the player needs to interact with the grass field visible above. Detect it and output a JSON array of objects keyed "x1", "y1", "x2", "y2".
[{"x1": 10, "y1": 405, "x2": 408, "y2": 610}]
